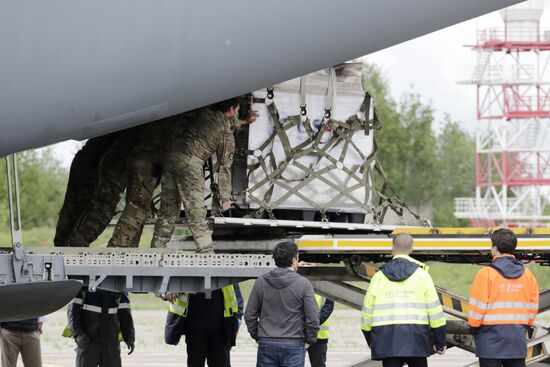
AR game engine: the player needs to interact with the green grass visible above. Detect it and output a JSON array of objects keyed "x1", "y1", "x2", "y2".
[
  {"x1": 0, "y1": 226, "x2": 58, "y2": 247},
  {"x1": 427, "y1": 262, "x2": 550, "y2": 297},
  {"x1": 0, "y1": 226, "x2": 156, "y2": 248}
]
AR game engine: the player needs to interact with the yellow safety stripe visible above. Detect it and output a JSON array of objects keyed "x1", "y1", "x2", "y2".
[
  {"x1": 298, "y1": 240, "x2": 333, "y2": 247},
  {"x1": 525, "y1": 330, "x2": 549, "y2": 362},
  {"x1": 438, "y1": 293, "x2": 469, "y2": 318},
  {"x1": 392, "y1": 227, "x2": 550, "y2": 235},
  {"x1": 297, "y1": 237, "x2": 550, "y2": 250},
  {"x1": 341, "y1": 239, "x2": 549, "y2": 249}
]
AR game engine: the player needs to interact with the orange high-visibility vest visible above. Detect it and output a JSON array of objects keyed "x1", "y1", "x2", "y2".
[{"x1": 468, "y1": 255, "x2": 539, "y2": 327}]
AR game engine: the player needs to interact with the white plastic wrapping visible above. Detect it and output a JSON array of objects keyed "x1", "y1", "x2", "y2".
[{"x1": 247, "y1": 62, "x2": 374, "y2": 212}]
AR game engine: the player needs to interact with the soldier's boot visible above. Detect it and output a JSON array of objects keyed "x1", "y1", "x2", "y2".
[
  {"x1": 150, "y1": 231, "x2": 171, "y2": 249},
  {"x1": 192, "y1": 231, "x2": 214, "y2": 254}
]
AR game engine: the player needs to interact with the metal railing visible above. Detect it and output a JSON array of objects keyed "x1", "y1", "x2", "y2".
[
  {"x1": 454, "y1": 197, "x2": 523, "y2": 218},
  {"x1": 477, "y1": 27, "x2": 545, "y2": 44},
  {"x1": 457, "y1": 64, "x2": 536, "y2": 84}
]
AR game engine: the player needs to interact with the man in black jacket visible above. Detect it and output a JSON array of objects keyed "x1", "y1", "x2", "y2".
[
  {"x1": 0, "y1": 317, "x2": 44, "y2": 367},
  {"x1": 64, "y1": 287, "x2": 135, "y2": 367},
  {"x1": 245, "y1": 241, "x2": 319, "y2": 367},
  {"x1": 164, "y1": 284, "x2": 244, "y2": 367}
]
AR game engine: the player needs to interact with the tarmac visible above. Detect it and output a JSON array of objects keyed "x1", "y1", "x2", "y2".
[
  {"x1": 18, "y1": 309, "x2": 487, "y2": 367},
  {"x1": 41, "y1": 348, "x2": 478, "y2": 367}
]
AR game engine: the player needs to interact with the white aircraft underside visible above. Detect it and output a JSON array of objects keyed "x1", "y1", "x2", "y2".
[{"x1": 0, "y1": 0, "x2": 522, "y2": 157}]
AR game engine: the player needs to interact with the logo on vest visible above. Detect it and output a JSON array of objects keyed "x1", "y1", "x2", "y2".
[
  {"x1": 497, "y1": 283, "x2": 524, "y2": 293},
  {"x1": 385, "y1": 290, "x2": 415, "y2": 299}
]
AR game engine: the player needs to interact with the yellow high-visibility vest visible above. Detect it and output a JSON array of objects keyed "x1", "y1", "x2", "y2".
[
  {"x1": 360, "y1": 255, "x2": 446, "y2": 332},
  {"x1": 169, "y1": 285, "x2": 238, "y2": 319},
  {"x1": 316, "y1": 295, "x2": 330, "y2": 340},
  {"x1": 62, "y1": 290, "x2": 125, "y2": 342}
]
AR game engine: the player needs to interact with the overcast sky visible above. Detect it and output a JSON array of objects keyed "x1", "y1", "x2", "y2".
[
  {"x1": 52, "y1": 0, "x2": 550, "y2": 166},
  {"x1": 365, "y1": 0, "x2": 550, "y2": 133}
]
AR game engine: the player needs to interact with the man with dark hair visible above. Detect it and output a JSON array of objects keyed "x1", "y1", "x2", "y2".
[
  {"x1": 245, "y1": 241, "x2": 319, "y2": 367},
  {"x1": 151, "y1": 97, "x2": 258, "y2": 252},
  {"x1": 468, "y1": 229, "x2": 539, "y2": 367},
  {"x1": 361, "y1": 232, "x2": 446, "y2": 367},
  {"x1": 490, "y1": 229, "x2": 518, "y2": 255}
]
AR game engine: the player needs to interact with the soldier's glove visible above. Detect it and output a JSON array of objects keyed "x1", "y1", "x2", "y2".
[
  {"x1": 126, "y1": 342, "x2": 135, "y2": 355},
  {"x1": 75, "y1": 335, "x2": 90, "y2": 350}
]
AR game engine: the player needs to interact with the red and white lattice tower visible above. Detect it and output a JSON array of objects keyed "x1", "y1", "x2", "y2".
[{"x1": 455, "y1": 0, "x2": 550, "y2": 227}]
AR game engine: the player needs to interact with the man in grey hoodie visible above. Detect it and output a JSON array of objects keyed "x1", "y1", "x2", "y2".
[{"x1": 245, "y1": 241, "x2": 319, "y2": 367}]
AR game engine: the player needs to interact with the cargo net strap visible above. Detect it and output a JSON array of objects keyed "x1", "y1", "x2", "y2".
[{"x1": 246, "y1": 85, "x2": 426, "y2": 225}]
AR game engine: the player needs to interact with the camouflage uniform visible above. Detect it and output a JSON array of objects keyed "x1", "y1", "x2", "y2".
[
  {"x1": 66, "y1": 127, "x2": 144, "y2": 247},
  {"x1": 150, "y1": 173, "x2": 180, "y2": 248},
  {"x1": 151, "y1": 109, "x2": 236, "y2": 252},
  {"x1": 107, "y1": 118, "x2": 180, "y2": 248},
  {"x1": 151, "y1": 114, "x2": 240, "y2": 249},
  {"x1": 54, "y1": 134, "x2": 119, "y2": 246}
]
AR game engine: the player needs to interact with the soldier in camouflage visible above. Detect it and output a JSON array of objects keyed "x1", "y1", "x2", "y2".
[
  {"x1": 151, "y1": 97, "x2": 257, "y2": 252},
  {"x1": 65, "y1": 126, "x2": 146, "y2": 247},
  {"x1": 107, "y1": 114, "x2": 192, "y2": 248},
  {"x1": 150, "y1": 110, "x2": 249, "y2": 248},
  {"x1": 54, "y1": 133, "x2": 119, "y2": 247}
]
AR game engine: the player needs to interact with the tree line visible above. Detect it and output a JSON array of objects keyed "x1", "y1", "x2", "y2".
[
  {"x1": 0, "y1": 149, "x2": 68, "y2": 230},
  {"x1": 363, "y1": 63, "x2": 475, "y2": 227}
]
